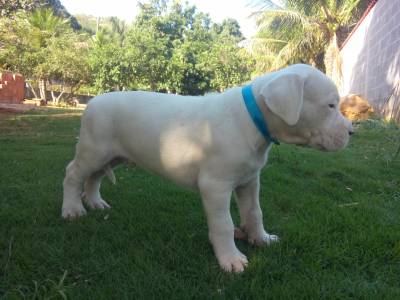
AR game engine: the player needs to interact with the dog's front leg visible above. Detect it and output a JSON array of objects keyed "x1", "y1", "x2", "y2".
[
  {"x1": 235, "y1": 175, "x2": 279, "y2": 246},
  {"x1": 199, "y1": 176, "x2": 248, "y2": 273}
]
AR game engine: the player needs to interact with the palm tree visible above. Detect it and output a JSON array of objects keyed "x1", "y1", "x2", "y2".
[
  {"x1": 26, "y1": 8, "x2": 70, "y2": 100},
  {"x1": 252, "y1": 0, "x2": 362, "y2": 87},
  {"x1": 109, "y1": 17, "x2": 127, "y2": 46},
  {"x1": 91, "y1": 29, "x2": 111, "y2": 47},
  {"x1": 27, "y1": 8, "x2": 70, "y2": 48}
]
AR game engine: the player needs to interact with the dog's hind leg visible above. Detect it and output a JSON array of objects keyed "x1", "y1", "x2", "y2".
[
  {"x1": 83, "y1": 169, "x2": 110, "y2": 210},
  {"x1": 62, "y1": 143, "x2": 114, "y2": 219},
  {"x1": 83, "y1": 158, "x2": 125, "y2": 210},
  {"x1": 62, "y1": 159, "x2": 90, "y2": 219},
  {"x1": 62, "y1": 102, "x2": 123, "y2": 219}
]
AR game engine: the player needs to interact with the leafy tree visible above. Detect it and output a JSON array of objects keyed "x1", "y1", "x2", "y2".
[
  {"x1": 22, "y1": 8, "x2": 71, "y2": 100},
  {"x1": 136, "y1": 0, "x2": 168, "y2": 25},
  {"x1": 82, "y1": 15, "x2": 136, "y2": 93},
  {"x1": 76, "y1": 14, "x2": 129, "y2": 45},
  {"x1": 88, "y1": 42, "x2": 132, "y2": 93},
  {"x1": 162, "y1": 9, "x2": 215, "y2": 94},
  {"x1": 125, "y1": 25, "x2": 169, "y2": 91},
  {"x1": 109, "y1": 17, "x2": 127, "y2": 46},
  {"x1": 125, "y1": 0, "x2": 252, "y2": 95},
  {"x1": 0, "y1": 0, "x2": 40, "y2": 16},
  {"x1": 206, "y1": 42, "x2": 255, "y2": 91},
  {"x1": 212, "y1": 18, "x2": 244, "y2": 41},
  {"x1": 0, "y1": 8, "x2": 89, "y2": 101},
  {"x1": 45, "y1": 34, "x2": 91, "y2": 103},
  {"x1": 167, "y1": 39, "x2": 212, "y2": 94},
  {"x1": 0, "y1": 0, "x2": 81, "y2": 29},
  {"x1": 74, "y1": 14, "x2": 98, "y2": 35},
  {"x1": 253, "y1": 0, "x2": 364, "y2": 85},
  {"x1": 1, "y1": 0, "x2": 254, "y2": 98},
  {"x1": 27, "y1": 8, "x2": 70, "y2": 47},
  {"x1": 0, "y1": 11, "x2": 38, "y2": 97}
]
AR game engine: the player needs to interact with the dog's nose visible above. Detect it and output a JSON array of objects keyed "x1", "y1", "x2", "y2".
[{"x1": 348, "y1": 122, "x2": 354, "y2": 136}]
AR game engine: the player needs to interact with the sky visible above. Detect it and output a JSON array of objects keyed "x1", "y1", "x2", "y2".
[{"x1": 61, "y1": 0, "x2": 261, "y2": 38}]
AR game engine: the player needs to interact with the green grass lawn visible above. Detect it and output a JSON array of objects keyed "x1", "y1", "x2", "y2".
[{"x1": 0, "y1": 109, "x2": 400, "y2": 299}]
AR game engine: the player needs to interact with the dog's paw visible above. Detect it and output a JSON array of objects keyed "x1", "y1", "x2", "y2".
[
  {"x1": 85, "y1": 198, "x2": 111, "y2": 210},
  {"x1": 250, "y1": 233, "x2": 279, "y2": 246},
  {"x1": 218, "y1": 250, "x2": 248, "y2": 273},
  {"x1": 62, "y1": 203, "x2": 87, "y2": 219}
]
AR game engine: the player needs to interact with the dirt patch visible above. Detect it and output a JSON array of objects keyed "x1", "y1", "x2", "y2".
[
  {"x1": 0, "y1": 107, "x2": 20, "y2": 115},
  {"x1": 45, "y1": 112, "x2": 82, "y2": 118},
  {"x1": 0, "y1": 105, "x2": 84, "y2": 130},
  {"x1": 0, "y1": 103, "x2": 37, "y2": 115},
  {"x1": 0, "y1": 109, "x2": 20, "y2": 123},
  {"x1": 0, "y1": 105, "x2": 35, "y2": 124},
  {"x1": 15, "y1": 112, "x2": 83, "y2": 119}
]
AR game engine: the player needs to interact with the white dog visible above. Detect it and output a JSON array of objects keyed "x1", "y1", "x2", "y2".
[{"x1": 62, "y1": 64, "x2": 353, "y2": 272}]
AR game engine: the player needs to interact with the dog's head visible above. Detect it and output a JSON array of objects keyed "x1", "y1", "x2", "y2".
[{"x1": 255, "y1": 64, "x2": 353, "y2": 151}]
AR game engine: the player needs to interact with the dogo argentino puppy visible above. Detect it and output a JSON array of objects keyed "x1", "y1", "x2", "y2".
[{"x1": 62, "y1": 64, "x2": 353, "y2": 272}]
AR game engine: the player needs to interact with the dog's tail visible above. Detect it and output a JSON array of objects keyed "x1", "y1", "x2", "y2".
[{"x1": 104, "y1": 165, "x2": 116, "y2": 184}]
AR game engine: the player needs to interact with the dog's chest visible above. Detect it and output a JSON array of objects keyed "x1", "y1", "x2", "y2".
[{"x1": 235, "y1": 148, "x2": 270, "y2": 186}]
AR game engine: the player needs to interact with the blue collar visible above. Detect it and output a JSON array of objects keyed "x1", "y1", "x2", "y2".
[{"x1": 241, "y1": 85, "x2": 279, "y2": 145}]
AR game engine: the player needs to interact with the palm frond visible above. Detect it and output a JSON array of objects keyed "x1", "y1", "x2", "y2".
[
  {"x1": 250, "y1": 0, "x2": 286, "y2": 10},
  {"x1": 251, "y1": 37, "x2": 288, "y2": 44},
  {"x1": 337, "y1": 0, "x2": 361, "y2": 26},
  {"x1": 326, "y1": 0, "x2": 338, "y2": 16},
  {"x1": 255, "y1": 9, "x2": 317, "y2": 31}
]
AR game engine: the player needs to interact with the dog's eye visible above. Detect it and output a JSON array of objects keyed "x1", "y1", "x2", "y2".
[{"x1": 328, "y1": 104, "x2": 335, "y2": 109}]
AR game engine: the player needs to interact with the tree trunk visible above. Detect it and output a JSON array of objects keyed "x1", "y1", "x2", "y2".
[
  {"x1": 324, "y1": 33, "x2": 343, "y2": 89},
  {"x1": 26, "y1": 81, "x2": 39, "y2": 99},
  {"x1": 55, "y1": 90, "x2": 65, "y2": 104},
  {"x1": 51, "y1": 90, "x2": 56, "y2": 104},
  {"x1": 51, "y1": 86, "x2": 65, "y2": 105},
  {"x1": 39, "y1": 79, "x2": 47, "y2": 101}
]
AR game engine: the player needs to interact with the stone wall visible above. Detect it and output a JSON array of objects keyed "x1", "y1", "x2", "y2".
[
  {"x1": 340, "y1": 0, "x2": 400, "y2": 122},
  {"x1": 0, "y1": 72, "x2": 25, "y2": 104}
]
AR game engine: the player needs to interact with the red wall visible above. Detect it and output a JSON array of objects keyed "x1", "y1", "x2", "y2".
[{"x1": 0, "y1": 72, "x2": 25, "y2": 104}]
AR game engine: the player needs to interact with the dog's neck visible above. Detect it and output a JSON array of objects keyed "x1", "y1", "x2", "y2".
[
  {"x1": 227, "y1": 87, "x2": 273, "y2": 153},
  {"x1": 241, "y1": 81, "x2": 281, "y2": 148}
]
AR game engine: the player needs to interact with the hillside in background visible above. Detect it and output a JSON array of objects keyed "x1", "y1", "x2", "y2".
[{"x1": 75, "y1": 14, "x2": 124, "y2": 35}]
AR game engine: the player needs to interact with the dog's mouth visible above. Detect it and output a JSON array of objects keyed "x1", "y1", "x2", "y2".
[
  {"x1": 278, "y1": 128, "x2": 350, "y2": 152},
  {"x1": 312, "y1": 143, "x2": 328, "y2": 151},
  {"x1": 302, "y1": 142, "x2": 327, "y2": 151},
  {"x1": 307, "y1": 130, "x2": 349, "y2": 152}
]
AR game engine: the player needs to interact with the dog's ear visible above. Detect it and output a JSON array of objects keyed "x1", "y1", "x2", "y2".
[{"x1": 260, "y1": 72, "x2": 306, "y2": 126}]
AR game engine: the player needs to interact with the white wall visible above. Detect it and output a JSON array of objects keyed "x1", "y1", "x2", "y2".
[{"x1": 340, "y1": 0, "x2": 400, "y2": 122}]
